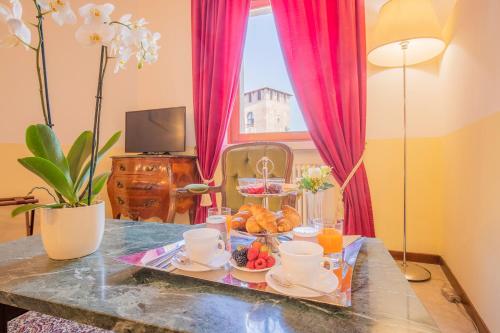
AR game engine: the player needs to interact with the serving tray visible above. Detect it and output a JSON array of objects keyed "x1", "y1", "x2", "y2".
[{"x1": 117, "y1": 234, "x2": 364, "y2": 308}]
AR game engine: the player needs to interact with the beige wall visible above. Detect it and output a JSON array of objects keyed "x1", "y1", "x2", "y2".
[{"x1": 436, "y1": 0, "x2": 500, "y2": 331}]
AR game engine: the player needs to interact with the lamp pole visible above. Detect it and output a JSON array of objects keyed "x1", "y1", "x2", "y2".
[{"x1": 399, "y1": 40, "x2": 431, "y2": 282}]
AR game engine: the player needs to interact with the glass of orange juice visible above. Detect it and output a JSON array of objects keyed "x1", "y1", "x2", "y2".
[{"x1": 313, "y1": 219, "x2": 343, "y2": 268}]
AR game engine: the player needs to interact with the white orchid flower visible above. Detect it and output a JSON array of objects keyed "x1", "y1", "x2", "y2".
[
  {"x1": 136, "y1": 30, "x2": 160, "y2": 68},
  {"x1": 75, "y1": 22, "x2": 115, "y2": 47},
  {"x1": 0, "y1": 0, "x2": 31, "y2": 48},
  {"x1": 36, "y1": 0, "x2": 77, "y2": 26},
  {"x1": 113, "y1": 46, "x2": 132, "y2": 73},
  {"x1": 79, "y1": 3, "x2": 114, "y2": 24},
  {"x1": 109, "y1": 14, "x2": 133, "y2": 56}
]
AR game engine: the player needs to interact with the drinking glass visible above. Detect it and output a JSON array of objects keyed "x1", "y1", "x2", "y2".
[
  {"x1": 207, "y1": 207, "x2": 232, "y2": 248},
  {"x1": 313, "y1": 219, "x2": 343, "y2": 268}
]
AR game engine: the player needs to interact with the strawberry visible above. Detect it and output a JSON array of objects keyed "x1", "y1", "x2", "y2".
[
  {"x1": 247, "y1": 247, "x2": 259, "y2": 261},
  {"x1": 266, "y1": 256, "x2": 276, "y2": 268},
  {"x1": 246, "y1": 260, "x2": 255, "y2": 269},
  {"x1": 258, "y1": 251, "x2": 269, "y2": 259},
  {"x1": 255, "y1": 258, "x2": 267, "y2": 270}
]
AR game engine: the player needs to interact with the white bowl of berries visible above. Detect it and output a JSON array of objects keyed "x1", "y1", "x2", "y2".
[{"x1": 230, "y1": 241, "x2": 278, "y2": 272}]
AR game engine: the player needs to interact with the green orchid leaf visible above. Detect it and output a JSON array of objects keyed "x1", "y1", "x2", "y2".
[
  {"x1": 18, "y1": 157, "x2": 78, "y2": 204},
  {"x1": 67, "y1": 131, "x2": 93, "y2": 182},
  {"x1": 11, "y1": 203, "x2": 65, "y2": 217},
  {"x1": 74, "y1": 131, "x2": 121, "y2": 192},
  {"x1": 25, "y1": 124, "x2": 71, "y2": 183},
  {"x1": 79, "y1": 172, "x2": 110, "y2": 203}
]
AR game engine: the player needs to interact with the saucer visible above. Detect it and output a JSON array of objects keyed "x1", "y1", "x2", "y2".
[
  {"x1": 171, "y1": 251, "x2": 231, "y2": 272},
  {"x1": 229, "y1": 254, "x2": 279, "y2": 273},
  {"x1": 265, "y1": 265, "x2": 338, "y2": 298}
]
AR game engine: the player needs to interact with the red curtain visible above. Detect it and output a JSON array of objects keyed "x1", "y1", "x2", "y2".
[
  {"x1": 191, "y1": 0, "x2": 250, "y2": 224},
  {"x1": 271, "y1": 0, "x2": 375, "y2": 236}
]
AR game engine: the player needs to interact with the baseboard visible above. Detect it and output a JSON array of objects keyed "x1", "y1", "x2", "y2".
[
  {"x1": 389, "y1": 251, "x2": 490, "y2": 333},
  {"x1": 389, "y1": 250, "x2": 441, "y2": 265},
  {"x1": 439, "y1": 258, "x2": 490, "y2": 333}
]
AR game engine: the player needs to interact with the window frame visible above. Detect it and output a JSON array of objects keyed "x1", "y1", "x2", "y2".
[{"x1": 227, "y1": 2, "x2": 311, "y2": 144}]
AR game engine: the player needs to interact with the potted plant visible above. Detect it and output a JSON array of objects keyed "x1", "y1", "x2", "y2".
[
  {"x1": 4, "y1": 1, "x2": 160, "y2": 259},
  {"x1": 12, "y1": 125, "x2": 120, "y2": 260}
]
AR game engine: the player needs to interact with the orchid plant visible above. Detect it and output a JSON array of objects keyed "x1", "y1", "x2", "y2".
[
  {"x1": 72, "y1": 3, "x2": 160, "y2": 203},
  {"x1": 297, "y1": 166, "x2": 334, "y2": 194},
  {"x1": 2, "y1": 0, "x2": 160, "y2": 214}
]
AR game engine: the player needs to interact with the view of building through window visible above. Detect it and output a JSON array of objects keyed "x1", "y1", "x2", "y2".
[{"x1": 240, "y1": 9, "x2": 308, "y2": 134}]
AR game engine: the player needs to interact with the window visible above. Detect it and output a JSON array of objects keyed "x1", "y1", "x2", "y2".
[
  {"x1": 247, "y1": 112, "x2": 255, "y2": 128},
  {"x1": 228, "y1": 3, "x2": 310, "y2": 143}
]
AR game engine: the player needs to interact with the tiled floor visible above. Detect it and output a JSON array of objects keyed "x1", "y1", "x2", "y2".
[
  {"x1": 403, "y1": 262, "x2": 478, "y2": 333},
  {"x1": 0, "y1": 207, "x2": 478, "y2": 333}
]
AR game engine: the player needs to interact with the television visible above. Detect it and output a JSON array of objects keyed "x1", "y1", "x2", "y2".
[{"x1": 125, "y1": 107, "x2": 186, "y2": 154}]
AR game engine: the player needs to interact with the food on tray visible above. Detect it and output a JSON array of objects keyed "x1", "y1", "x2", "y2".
[
  {"x1": 229, "y1": 204, "x2": 301, "y2": 234},
  {"x1": 238, "y1": 178, "x2": 265, "y2": 194},
  {"x1": 231, "y1": 241, "x2": 276, "y2": 270},
  {"x1": 265, "y1": 178, "x2": 285, "y2": 194},
  {"x1": 242, "y1": 184, "x2": 266, "y2": 194},
  {"x1": 238, "y1": 177, "x2": 297, "y2": 195}
]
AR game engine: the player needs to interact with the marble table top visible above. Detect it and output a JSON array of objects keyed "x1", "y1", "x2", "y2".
[{"x1": 0, "y1": 220, "x2": 440, "y2": 333}]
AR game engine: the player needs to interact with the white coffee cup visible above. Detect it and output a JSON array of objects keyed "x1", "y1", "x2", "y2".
[
  {"x1": 183, "y1": 228, "x2": 225, "y2": 264},
  {"x1": 279, "y1": 241, "x2": 333, "y2": 285}
]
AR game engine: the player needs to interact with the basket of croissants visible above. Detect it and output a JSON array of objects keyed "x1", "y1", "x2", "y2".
[{"x1": 230, "y1": 204, "x2": 301, "y2": 235}]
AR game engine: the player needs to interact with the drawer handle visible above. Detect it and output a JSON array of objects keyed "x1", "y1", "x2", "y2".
[
  {"x1": 145, "y1": 165, "x2": 156, "y2": 172},
  {"x1": 119, "y1": 164, "x2": 126, "y2": 171},
  {"x1": 118, "y1": 197, "x2": 125, "y2": 205},
  {"x1": 144, "y1": 199, "x2": 157, "y2": 207},
  {"x1": 117, "y1": 181, "x2": 124, "y2": 188}
]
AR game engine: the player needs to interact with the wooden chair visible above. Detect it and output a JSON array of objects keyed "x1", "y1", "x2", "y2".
[
  {"x1": 171, "y1": 142, "x2": 295, "y2": 222},
  {"x1": 0, "y1": 196, "x2": 38, "y2": 236}
]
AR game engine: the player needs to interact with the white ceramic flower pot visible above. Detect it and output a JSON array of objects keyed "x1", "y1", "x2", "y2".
[{"x1": 40, "y1": 201, "x2": 105, "y2": 260}]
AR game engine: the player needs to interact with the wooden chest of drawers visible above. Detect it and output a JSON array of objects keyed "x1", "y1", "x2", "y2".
[{"x1": 107, "y1": 155, "x2": 198, "y2": 223}]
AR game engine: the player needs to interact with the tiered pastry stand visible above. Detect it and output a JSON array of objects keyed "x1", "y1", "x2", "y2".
[{"x1": 236, "y1": 157, "x2": 297, "y2": 252}]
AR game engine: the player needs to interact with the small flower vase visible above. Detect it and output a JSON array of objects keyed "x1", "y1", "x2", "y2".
[{"x1": 304, "y1": 190, "x2": 324, "y2": 225}]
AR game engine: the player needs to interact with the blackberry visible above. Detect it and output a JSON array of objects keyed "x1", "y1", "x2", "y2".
[{"x1": 234, "y1": 248, "x2": 248, "y2": 267}]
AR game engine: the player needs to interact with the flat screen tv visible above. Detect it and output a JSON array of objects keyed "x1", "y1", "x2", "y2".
[{"x1": 125, "y1": 107, "x2": 186, "y2": 154}]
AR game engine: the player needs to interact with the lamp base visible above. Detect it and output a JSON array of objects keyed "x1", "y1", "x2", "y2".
[{"x1": 399, "y1": 262, "x2": 431, "y2": 282}]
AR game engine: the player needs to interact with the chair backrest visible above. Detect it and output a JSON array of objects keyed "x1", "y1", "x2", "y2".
[{"x1": 221, "y1": 142, "x2": 293, "y2": 211}]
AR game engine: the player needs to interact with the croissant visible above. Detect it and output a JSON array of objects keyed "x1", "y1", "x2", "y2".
[
  {"x1": 246, "y1": 216, "x2": 263, "y2": 233},
  {"x1": 239, "y1": 204, "x2": 254, "y2": 213},
  {"x1": 235, "y1": 210, "x2": 252, "y2": 220},
  {"x1": 277, "y1": 218, "x2": 294, "y2": 232},
  {"x1": 281, "y1": 205, "x2": 301, "y2": 228},
  {"x1": 255, "y1": 211, "x2": 278, "y2": 233},
  {"x1": 249, "y1": 204, "x2": 267, "y2": 217},
  {"x1": 231, "y1": 216, "x2": 246, "y2": 230}
]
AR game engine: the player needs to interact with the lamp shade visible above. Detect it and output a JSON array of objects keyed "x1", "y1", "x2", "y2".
[{"x1": 368, "y1": 0, "x2": 445, "y2": 67}]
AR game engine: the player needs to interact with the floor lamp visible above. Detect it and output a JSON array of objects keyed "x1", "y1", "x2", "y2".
[{"x1": 367, "y1": 0, "x2": 446, "y2": 282}]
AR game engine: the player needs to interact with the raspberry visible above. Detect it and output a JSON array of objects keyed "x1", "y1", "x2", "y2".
[
  {"x1": 258, "y1": 251, "x2": 269, "y2": 259},
  {"x1": 246, "y1": 260, "x2": 255, "y2": 269},
  {"x1": 266, "y1": 256, "x2": 276, "y2": 268},
  {"x1": 247, "y1": 247, "x2": 259, "y2": 261},
  {"x1": 255, "y1": 258, "x2": 267, "y2": 269}
]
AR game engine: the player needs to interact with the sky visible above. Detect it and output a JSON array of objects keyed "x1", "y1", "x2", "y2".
[{"x1": 242, "y1": 12, "x2": 308, "y2": 132}]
